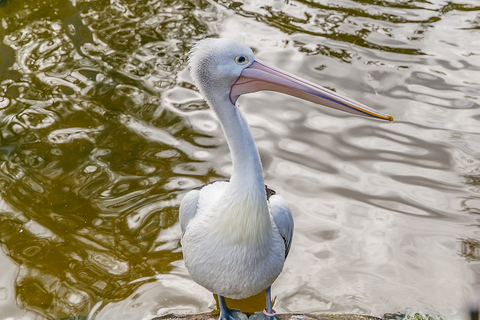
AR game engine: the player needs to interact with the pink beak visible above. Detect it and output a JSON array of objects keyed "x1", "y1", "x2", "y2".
[{"x1": 230, "y1": 60, "x2": 393, "y2": 121}]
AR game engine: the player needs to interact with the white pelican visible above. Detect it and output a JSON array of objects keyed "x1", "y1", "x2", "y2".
[{"x1": 180, "y1": 38, "x2": 393, "y2": 320}]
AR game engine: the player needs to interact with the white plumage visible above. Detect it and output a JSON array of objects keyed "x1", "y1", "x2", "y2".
[{"x1": 179, "y1": 38, "x2": 392, "y2": 320}]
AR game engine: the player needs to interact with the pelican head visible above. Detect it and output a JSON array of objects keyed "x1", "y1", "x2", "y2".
[
  {"x1": 189, "y1": 38, "x2": 393, "y2": 121},
  {"x1": 188, "y1": 38, "x2": 254, "y2": 104}
]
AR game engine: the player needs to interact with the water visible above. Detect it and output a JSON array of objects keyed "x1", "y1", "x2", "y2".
[{"x1": 0, "y1": 0, "x2": 479, "y2": 319}]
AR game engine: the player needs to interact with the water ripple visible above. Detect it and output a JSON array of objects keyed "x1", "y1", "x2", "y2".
[{"x1": 0, "y1": 0, "x2": 479, "y2": 318}]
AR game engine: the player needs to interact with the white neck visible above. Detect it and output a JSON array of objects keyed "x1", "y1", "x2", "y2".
[
  {"x1": 205, "y1": 94, "x2": 272, "y2": 242},
  {"x1": 210, "y1": 95, "x2": 265, "y2": 192}
]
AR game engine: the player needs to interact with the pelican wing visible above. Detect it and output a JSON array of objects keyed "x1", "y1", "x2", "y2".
[
  {"x1": 179, "y1": 189, "x2": 200, "y2": 235},
  {"x1": 269, "y1": 194, "x2": 294, "y2": 259}
]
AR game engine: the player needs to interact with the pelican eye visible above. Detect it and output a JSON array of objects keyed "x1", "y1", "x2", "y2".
[{"x1": 235, "y1": 55, "x2": 249, "y2": 65}]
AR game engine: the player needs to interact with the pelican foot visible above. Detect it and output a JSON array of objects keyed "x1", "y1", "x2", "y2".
[
  {"x1": 248, "y1": 311, "x2": 275, "y2": 320},
  {"x1": 219, "y1": 309, "x2": 248, "y2": 320}
]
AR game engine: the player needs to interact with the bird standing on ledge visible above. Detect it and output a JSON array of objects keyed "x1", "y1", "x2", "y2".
[{"x1": 179, "y1": 38, "x2": 393, "y2": 320}]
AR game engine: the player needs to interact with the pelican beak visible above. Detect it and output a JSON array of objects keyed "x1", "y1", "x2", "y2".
[{"x1": 230, "y1": 60, "x2": 393, "y2": 121}]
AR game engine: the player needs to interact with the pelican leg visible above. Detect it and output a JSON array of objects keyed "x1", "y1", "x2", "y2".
[
  {"x1": 248, "y1": 286, "x2": 276, "y2": 320},
  {"x1": 265, "y1": 286, "x2": 275, "y2": 320},
  {"x1": 218, "y1": 295, "x2": 248, "y2": 320}
]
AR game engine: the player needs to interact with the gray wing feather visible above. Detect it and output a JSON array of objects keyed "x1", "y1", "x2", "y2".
[
  {"x1": 179, "y1": 189, "x2": 200, "y2": 235},
  {"x1": 269, "y1": 194, "x2": 294, "y2": 258}
]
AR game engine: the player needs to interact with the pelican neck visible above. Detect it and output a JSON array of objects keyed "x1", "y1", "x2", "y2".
[
  {"x1": 209, "y1": 96, "x2": 265, "y2": 192},
  {"x1": 203, "y1": 89, "x2": 272, "y2": 242}
]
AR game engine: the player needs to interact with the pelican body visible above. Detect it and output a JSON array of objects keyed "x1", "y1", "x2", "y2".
[{"x1": 179, "y1": 38, "x2": 392, "y2": 320}]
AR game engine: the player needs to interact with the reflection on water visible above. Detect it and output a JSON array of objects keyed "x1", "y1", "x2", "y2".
[
  {"x1": 0, "y1": 0, "x2": 479, "y2": 319},
  {"x1": 0, "y1": 0, "x2": 216, "y2": 318}
]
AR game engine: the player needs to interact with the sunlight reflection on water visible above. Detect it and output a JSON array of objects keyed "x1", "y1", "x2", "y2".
[{"x1": 0, "y1": 0, "x2": 479, "y2": 320}]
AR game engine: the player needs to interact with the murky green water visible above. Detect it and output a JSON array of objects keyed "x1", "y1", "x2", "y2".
[{"x1": 0, "y1": 0, "x2": 479, "y2": 319}]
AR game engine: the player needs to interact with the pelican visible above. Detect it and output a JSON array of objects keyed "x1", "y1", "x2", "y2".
[{"x1": 179, "y1": 38, "x2": 393, "y2": 320}]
